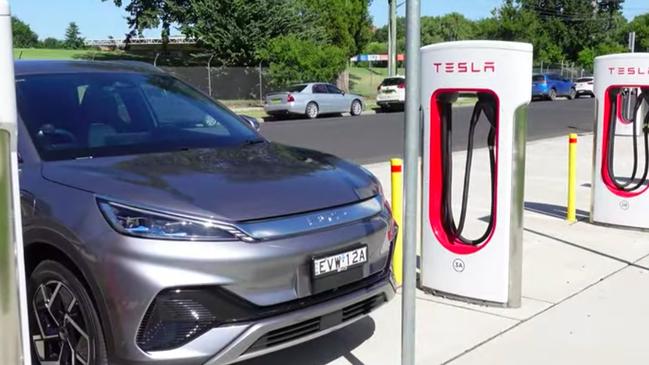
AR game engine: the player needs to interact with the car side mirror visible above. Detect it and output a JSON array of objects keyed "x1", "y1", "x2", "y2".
[{"x1": 239, "y1": 115, "x2": 260, "y2": 131}]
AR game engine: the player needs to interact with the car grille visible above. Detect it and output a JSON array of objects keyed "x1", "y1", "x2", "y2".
[{"x1": 245, "y1": 294, "x2": 385, "y2": 354}]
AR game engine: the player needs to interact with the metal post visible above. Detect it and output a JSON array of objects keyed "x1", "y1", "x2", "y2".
[
  {"x1": 560, "y1": 59, "x2": 564, "y2": 77},
  {"x1": 567, "y1": 134, "x2": 577, "y2": 222},
  {"x1": 153, "y1": 52, "x2": 160, "y2": 67},
  {"x1": 0, "y1": 1, "x2": 30, "y2": 363},
  {"x1": 390, "y1": 158, "x2": 404, "y2": 285},
  {"x1": 629, "y1": 31, "x2": 636, "y2": 53},
  {"x1": 402, "y1": 0, "x2": 420, "y2": 363},
  {"x1": 388, "y1": 0, "x2": 397, "y2": 76},
  {"x1": 259, "y1": 61, "x2": 263, "y2": 106},
  {"x1": 540, "y1": 60, "x2": 543, "y2": 74},
  {"x1": 207, "y1": 54, "x2": 215, "y2": 97}
]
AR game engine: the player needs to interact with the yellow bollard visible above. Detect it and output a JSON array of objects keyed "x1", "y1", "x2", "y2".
[
  {"x1": 390, "y1": 158, "x2": 404, "y2": 285},
  {"x1": 567, "y1": 134, "x2": 577, "y2": 222}
]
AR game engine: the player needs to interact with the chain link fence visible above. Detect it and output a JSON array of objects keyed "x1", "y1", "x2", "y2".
[
  {"x1": 162, "y1": 65, "x2": 269, "y2": 103},
  {"x1": 533, "y1": 62, "x2": 592, "y2": 80}
]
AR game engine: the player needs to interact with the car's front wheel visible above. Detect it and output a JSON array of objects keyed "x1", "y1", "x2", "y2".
[{"x1": 29, "y1": 260, "x2": 108, "y2": 365}]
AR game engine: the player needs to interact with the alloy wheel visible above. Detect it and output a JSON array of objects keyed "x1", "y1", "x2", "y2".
[
  {"x1": 32, "y1": 280, "x2": 90, "y2": 365},
  {"x1": 351, "y1": 100, "x2": 362, "y2": 116},
  {"x1": 306, "y1": 103, "x2": 318, "y2": 119}
]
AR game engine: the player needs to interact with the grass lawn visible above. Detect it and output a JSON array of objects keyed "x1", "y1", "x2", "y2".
[
  {"x1": 13, "y1": 48, "x2": 149, "y2": 62},
  {"x1": 14, "y1": 48, "x2": 95, "y2": 60}
]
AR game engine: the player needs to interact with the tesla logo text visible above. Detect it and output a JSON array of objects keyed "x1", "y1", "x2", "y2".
[
  {"x1": 608, "y1": 67, "x2": 649, "y2": 76},
  {"x1": 433, "y1": 61, "x2": 495, "y2": 73}
]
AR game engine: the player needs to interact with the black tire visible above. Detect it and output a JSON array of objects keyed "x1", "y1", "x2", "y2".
[
  {"x1": 29, "y1": 260, "x2": 108, "y2": 365},
  {"x1": 350, "y1": 99, "x2": 363, "y2": 116},
  {"x1": 305, "y1": 102, "x2": 319, "y2": 119},
  {"x1": 568, "y1": 88, "x2": 576, "y2": 100},
  {"x1": 549, "y1": 88, "x2": 557, "y2": 101}
]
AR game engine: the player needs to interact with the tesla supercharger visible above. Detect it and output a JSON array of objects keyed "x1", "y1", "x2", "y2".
[
  {"x1": 615, "y1": 87, "x2": 644, "y2": 136},
  {"x1": 0, "y1": 2, "x2": 31, "y2": 364},
  {"x1": 592, "y1": 53, "x2": 649, "y2": 229},
  {"x1": 420, "y1": 41, "x2": 532, "y2": 307}
]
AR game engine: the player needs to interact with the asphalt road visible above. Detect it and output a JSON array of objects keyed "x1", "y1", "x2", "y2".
[{"x1": 260, "y1": 98, "x2": 595, "y2": 165}]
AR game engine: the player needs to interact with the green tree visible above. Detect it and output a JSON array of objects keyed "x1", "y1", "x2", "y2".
[
  {"x1": 298, "y1": 0, "x2": 373, "y2": 57},
  {"x1": 64, "y1": 22, "x2": 85, "y2": 49},
  {"x1": 105, "y1": 0, "x2": 371, "y2": 65},
  {"x1": 40, "y1": 37, "x2": 64, "y2": 49},
  {"x1": 628, "y1": 13, "x2": 649, "y2": 52},
  {"x1": 260, "y1": 35, "x2": 347, "y2": 87},
  {"x1": 12, "y1": 17, "x2": 38, "y2": 48}
]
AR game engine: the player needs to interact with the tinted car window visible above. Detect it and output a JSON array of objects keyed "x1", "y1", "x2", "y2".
[
  {"x1": 286, "y1": 84, "x2": 307, "y2": 92},
  {"x1": 577, "y1": 78, "x2": 593, "y2": 83},
  {"x1": 532, "y1": 75, "x2": 545, "y2": 82},
  {"x1": 16, "y1": 72, "x2": 259, "y2": 161},
  {"x1": 326, "y1": 84, "x2": 342, "y2": 94},
  {"x1": 313, "y1": 84, "x2": 328, "y2": 94},
  {"x1": 382, "y1": 77, "x2": 405, "y2": 86}
]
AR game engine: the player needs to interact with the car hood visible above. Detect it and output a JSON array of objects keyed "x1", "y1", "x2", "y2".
[{"x1": 41, "y1": 143, "x2": 381, "y2": 222}]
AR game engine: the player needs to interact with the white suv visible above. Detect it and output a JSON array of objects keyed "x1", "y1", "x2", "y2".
[
  {"x1": 575, "y1": 77, "x2": 594, "y2": 98},
  {"x1": 376, "y1": 76, "x2": 405, "y2": 111}
]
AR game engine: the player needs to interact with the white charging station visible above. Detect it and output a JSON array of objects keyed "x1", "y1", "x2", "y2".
[
  {"x1": 420, "y1": 41, "x2": 532, "y2": 307},
  {"x1": 0, "y1": 2, "x2": 31, "y2": 364},
  {"x1": 591, "y1": 53, "x2": 649, "y2": 230}
]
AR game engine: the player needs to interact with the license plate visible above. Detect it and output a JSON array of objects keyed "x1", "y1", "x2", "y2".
[
  {"x1": 271, "y1": 98, "x2": 282, "y2": 104},
  {"x1": 313, "y1": 246, "x2": 367, "y2": 278}
]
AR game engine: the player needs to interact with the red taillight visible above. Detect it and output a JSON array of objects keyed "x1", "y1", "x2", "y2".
[
  {"x1": 398, "y1": 83, "x2": 405, "y2": 89},
  {"x1": 287, "y1": 94, "x2": 295, "y2": 102}
]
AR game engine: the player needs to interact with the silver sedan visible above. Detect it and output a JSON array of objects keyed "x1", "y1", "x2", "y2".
[{"x1": 264, "y1": 83, "x2": 364, "y2": 119}]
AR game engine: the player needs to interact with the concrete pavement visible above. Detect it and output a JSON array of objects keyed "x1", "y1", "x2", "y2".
[{"x1": 239, "y1": 132, "x2": 649, "y2": 365}]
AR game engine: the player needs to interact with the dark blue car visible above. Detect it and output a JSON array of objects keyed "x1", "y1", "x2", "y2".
[{"x1": 532, "y1": 74, "x2": 576, "y2": 101}]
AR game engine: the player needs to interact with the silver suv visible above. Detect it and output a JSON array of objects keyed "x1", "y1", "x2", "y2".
[{"x1": 17, "y1": 61, "x2": 396, "y2": 365}]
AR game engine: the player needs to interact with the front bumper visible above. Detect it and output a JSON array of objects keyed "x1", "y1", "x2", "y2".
[
  {"x1": 86, "y1": 198, "x2": 395, "y2": 364},
  {"x1": 204, "y1": 273, "x2": 395, "y2": 364}
]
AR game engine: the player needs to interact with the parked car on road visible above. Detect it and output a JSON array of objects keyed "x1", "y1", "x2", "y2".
[
  {"x1": 574, "y1": 76, "x2": 594, "y2": 98},
  {"x1": 17, "y1": 61, "x2": 396, "y2": 365},
  {"x1": 264, "y1": 83, "x2": 364, "y2": 119},
  {"x1": 532, "y1": 73, "x2": 576, "y2": 100},
  {"x1": 376, "y1": 76, "x2": 405, "y2": 111}
]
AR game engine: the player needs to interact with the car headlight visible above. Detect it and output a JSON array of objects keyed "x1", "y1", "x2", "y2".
[{"x1": 98, "y1": 199, "x2": 251, "y2": 241}]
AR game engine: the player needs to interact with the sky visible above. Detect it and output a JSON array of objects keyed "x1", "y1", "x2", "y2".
[{"x1": 10, "y1": 0, "x2": 649, "y2": 40}]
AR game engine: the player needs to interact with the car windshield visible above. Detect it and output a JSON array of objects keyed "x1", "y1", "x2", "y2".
[
  {"x1": 577, "y1": 78, "x2": 593, "y2": 82},
  {"x1": 16, "y1": 72, "x2": 260, "y2": 161},
  {"x1": 286, "y1": 84, "x2": 307, "y2": 92},
  {"x1": 382, "y1": 78, "x2": 404, "y2": 86},
  {"x1": 532, "y1": 75, "x2": 545, "y2": 82}
]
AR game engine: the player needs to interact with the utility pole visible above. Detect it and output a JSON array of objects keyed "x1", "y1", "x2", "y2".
[{"x1": 388, "y1": 0, "x2": 397, "y2": 76}]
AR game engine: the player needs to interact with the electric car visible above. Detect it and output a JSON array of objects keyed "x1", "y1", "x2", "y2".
[
  {"x1": 574, "y1": 77, "x2": 594, "y2": 98},
  {"x1": 16, "y1": 60, "x2": 396, "y2": 365}
]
